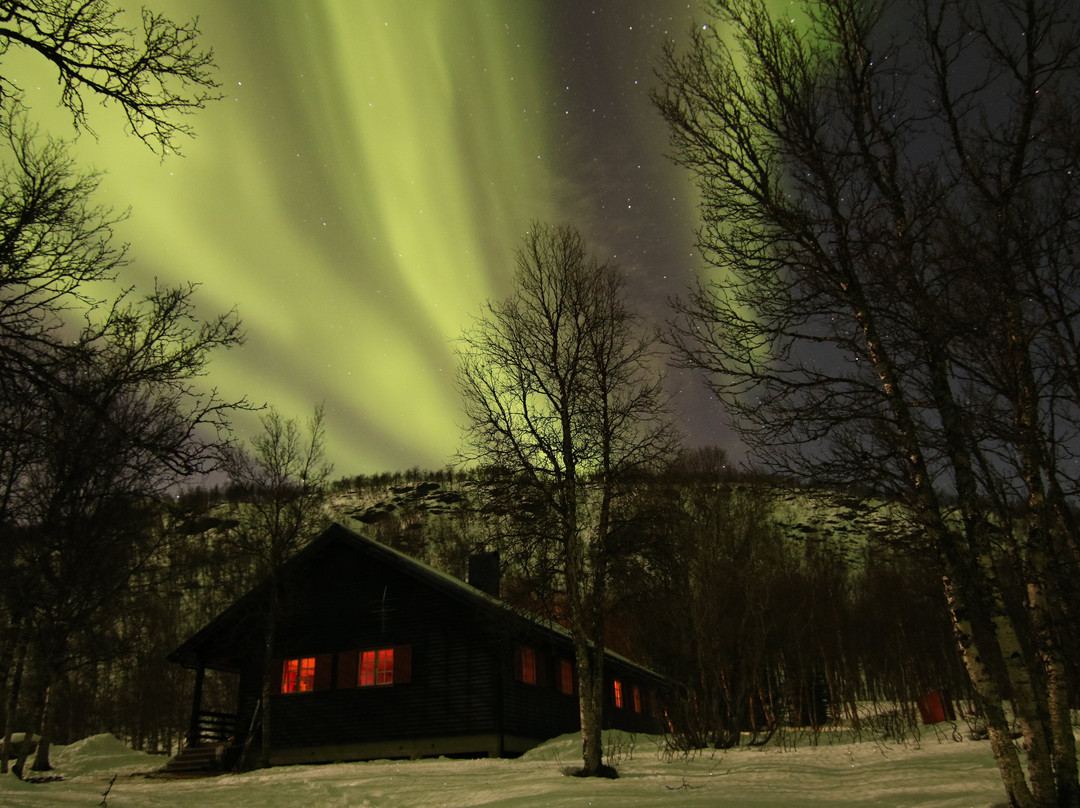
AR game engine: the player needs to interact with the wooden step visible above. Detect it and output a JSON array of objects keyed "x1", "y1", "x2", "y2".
[{"x1": 160, "y1": 744, "x2": 225, "y2": 774}]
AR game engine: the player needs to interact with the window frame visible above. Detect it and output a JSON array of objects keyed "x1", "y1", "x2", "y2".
[
  {"x1": 276, "y1": 654, "x2": 331, "y2": 694},
  {"x1": 281, "y1": 656, "x2": 316, "y2": 694},
  {"x1": 359, "y1": 647, "x2": 396, "y2": 687},
  {"x1": 337, "y1": 645, "x2": 412, "y2": 689},
  {"x1": 518, "y1": 646, "x2": 538, "y2": 685},
  {"x1": 558, "y1": 659, "x2": 574, "y2": 695}
]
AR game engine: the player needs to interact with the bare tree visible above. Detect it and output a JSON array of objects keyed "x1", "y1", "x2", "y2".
[
  {"x1": 0, "y1": 0, "x2": 225, "y2": 771},
  {"x1": 655, "y1": 1, "x2": 1080, "y2": 805},
  {"x1": 0, "y1": 0, "x2": 220, "y2": 153},
  {"x1": 0, "y1": 0, "x2": 222, "y2": 537},
  {"x1": 456, "y1": 222, "x2": 677, "y2": 776},
  {"x1": 1, "y1": 281, "x2": 244, "y2": 771},
  {"x1": 631, "y1": 460, "x2": 792, "y2": 748},
  {"x1": 630, "y1": 452, "x2": 965, "y2": 750},
  {"x1": 0, "y1": 110, "x2": 126, "y2": 377},
  {"x1": 222, "y1": 406, "x2": 332, "y2": 769}
]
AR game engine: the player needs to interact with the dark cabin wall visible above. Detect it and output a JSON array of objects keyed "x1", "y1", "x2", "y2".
[
  {"x1": 500, "y1": 641, "x2": 580, "y2": 740},
  {"x1": 602, "y1": 657, "x2": 668, "y2": 735},
  {"x1": 497, "y1": 637, "x2": 667, "y2": 740},
  {"x1": 188, "y1": 530, "x2": 667, "y2": 759},
  {"x1": 266, "y1": 539, "x2": 502, "y2": 751}
]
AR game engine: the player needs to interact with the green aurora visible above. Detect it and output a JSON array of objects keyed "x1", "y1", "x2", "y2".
[{"x1": 2, "y1": 1, "x2": 800, "y2": 474}]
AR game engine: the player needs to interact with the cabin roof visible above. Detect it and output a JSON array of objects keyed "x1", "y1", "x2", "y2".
[{"x1": 169, "y1": 522, "x2": 663, "y2": 682}]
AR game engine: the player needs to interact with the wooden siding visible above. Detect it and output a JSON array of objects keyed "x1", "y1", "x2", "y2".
[
  {"x1": 602, "y1": 660, "x2": 667, "y2": 735},
  {"x1": 265, "y1": 540, "x2": 504, "y2": 751},
  {"x1": 499, "y1": 642, "x2": 667, "y2": 739},
  {"x1": 501, "y1": 642, "x2": 580, "y2": 740},
  {"x1": 174, "y1": 525, "x2": 668, "y2": 760}
]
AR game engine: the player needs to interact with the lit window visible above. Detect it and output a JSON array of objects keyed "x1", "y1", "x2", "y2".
[
  {"x1": 633, "y1": 685, "x2": 642, "y2": 713},
  {"x1": 339, "y1": 646, "x2": 410, "y2": 689},
  {"x1": 558, "y1": 660, "x2": 574, "y2": 695},
  {"x1": 377, "y1": 647, "x2": 394, "y2": 685},
  {"x1": 359, "y1": 650, "x2": 375, "y2": 686},
  {"x1": 613, "y1": 679, "x2": 624, "y2": 708},
  {"x1": 519, "y1": 647, "x2": 537, "y2": 685},
  {"x1": 359, "y1": 648, "x2": 395, "y2": 686},
  {"x1": 281, "y1": 657, "x2": 316, "y2": 694}
]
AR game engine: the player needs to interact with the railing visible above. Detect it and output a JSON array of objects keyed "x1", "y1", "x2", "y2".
[{"x1": 189, "y1": 710, "x2": 238, "y2": 746}]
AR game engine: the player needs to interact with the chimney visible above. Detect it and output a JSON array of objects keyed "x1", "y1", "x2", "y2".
[{"x1": 468, "y1": 551, "x2": 501, "y2": 598}]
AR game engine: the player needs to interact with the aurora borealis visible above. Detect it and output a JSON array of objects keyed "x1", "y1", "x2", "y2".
[{"x1": 6, "y1": 1, "x2": 722, "y2": 473}]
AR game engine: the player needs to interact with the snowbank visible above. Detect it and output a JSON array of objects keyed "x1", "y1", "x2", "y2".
[
  {"x1": 49, "y1": 734, "x2": 163, "y2": 778},
  {"x1": 0, "y1": 730, "x2": 1009, "y2": 808}
]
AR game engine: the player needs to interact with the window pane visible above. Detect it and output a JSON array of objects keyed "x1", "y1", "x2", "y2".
[
  {"x1": 633, "y1": 685, "x2": 642, "y2": 713},
  {"x1": 282, "y1": 658, "x2": 316, "y2": 693},
  {"x1": 520, "y1": 647, "x2": 536, "y2": 685},
  {"x1": 359, "y1": 650, "x2": 376, "y2": 686},
  {"x1": 282, "y1": 659, "x2": 299, "y2": 694},
  {"x1": 377, "y1": 648, "x2": 394, "y2": 685},
  {"x1": 298, "y1": 657, "x2": 316, "y2": 692},
  {"x1": 559, "y1": 660, "x2": 573, "y2": 694},
  {"x1": 613, "y1": 679, "x2": 623, "y2": 708}
]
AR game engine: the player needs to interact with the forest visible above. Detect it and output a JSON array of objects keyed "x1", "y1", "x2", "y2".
[{"x1": 0, "y1": 461, "x2": 970, "y2": 765}]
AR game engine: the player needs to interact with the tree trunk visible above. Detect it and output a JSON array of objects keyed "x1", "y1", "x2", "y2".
[
  {"x1": 942, "y1": 563, "x2": 1037, "y2": 808},
  {"x1": 575, "y1": 637, "x2": 604, "y2": 775},
  {"x1": 258, "y1": 655, "x2": 274, "y2": 769},
  {"x1": 563, "y1": 499, "x2": 607, "y2": 777},
  {"x1": 258, "y1": 579, "x2": 281, "y2": 769},
  {"x1": 1028, "y1": 575, "x2": 1080, "y2": 808},
  {"x1": 12, "y1": 731, "x2": 33, "y2": 779},
  {"x1": 1046, "y1": 649, "x2": 1079, "y2": 808},
  {"x1": 0, "y1": 628, "x2": 27, "y2": 775},
  {"x1": 30, "y1": 681, "x2": 51, "y2": 772}
]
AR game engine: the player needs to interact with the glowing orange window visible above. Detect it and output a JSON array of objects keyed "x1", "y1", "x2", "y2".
[
  {"x1": 633, "y1": 685, "x2": 642, "y2": 713},
  {"x1": 359, "y1": 649, "x2": 395, "y2": 686},
  {"x1": 613, "y1": 679, "x2": 624, "y2": 708},
  {"x1": 519, "y1": 647, "x2": 537, "y2": 685},
  {"x1": 281, "y1": 657, "x2": 316, "y2": 693},
  {"x1": 558, "y1": 660, "x2": 574, "y2": 694},
  {"x1": 377, "y1": 647, "x2": 394, "y2": 685}
]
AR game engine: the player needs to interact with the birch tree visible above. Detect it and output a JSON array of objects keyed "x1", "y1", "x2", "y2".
[
  {"x1": 2, "y1": 282, "x2": 243, "y2": 771},
  {"x1": 0, "y1": 0, "x2": 223, "y2": 772},
  {"x1": 0, "y1": 0, "x2": 219, "y2": 153},
  {"x1": 222, "y1": 406, "x2": 332, "y2": 769},
  {"x1": 655, "y1": 1, "x2": 1080, "y2": 805},
  {"x1": 456, "y1": 222, "x2": 677, "y2": 776}
]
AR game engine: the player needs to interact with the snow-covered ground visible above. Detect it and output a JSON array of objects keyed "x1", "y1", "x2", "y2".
[{"x1": 0, "y1": 730, "x2": 1009, "y2": 807}]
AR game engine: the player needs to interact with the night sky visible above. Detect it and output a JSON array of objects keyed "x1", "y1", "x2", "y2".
[{"x1": 6, "y1": 1, "x2": 754, "y2": 474}]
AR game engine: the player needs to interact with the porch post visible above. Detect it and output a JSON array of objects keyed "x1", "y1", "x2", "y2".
[{"x1": 188, "y1": 666, "x2": 205, "y2": 746}]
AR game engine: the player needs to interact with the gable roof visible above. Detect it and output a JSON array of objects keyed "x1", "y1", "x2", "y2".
[{"x1": 170, "y1": 522, "x2": 664, "y2": 683}]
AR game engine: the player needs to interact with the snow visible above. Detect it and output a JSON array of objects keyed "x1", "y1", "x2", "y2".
[{"x1": 0, "y1": 730, "x2": 1010, "y2": 807}]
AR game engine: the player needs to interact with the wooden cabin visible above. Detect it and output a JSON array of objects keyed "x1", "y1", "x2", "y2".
[{"x1": 167, "y1": 523, "x2": 667, "y2": 768}]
